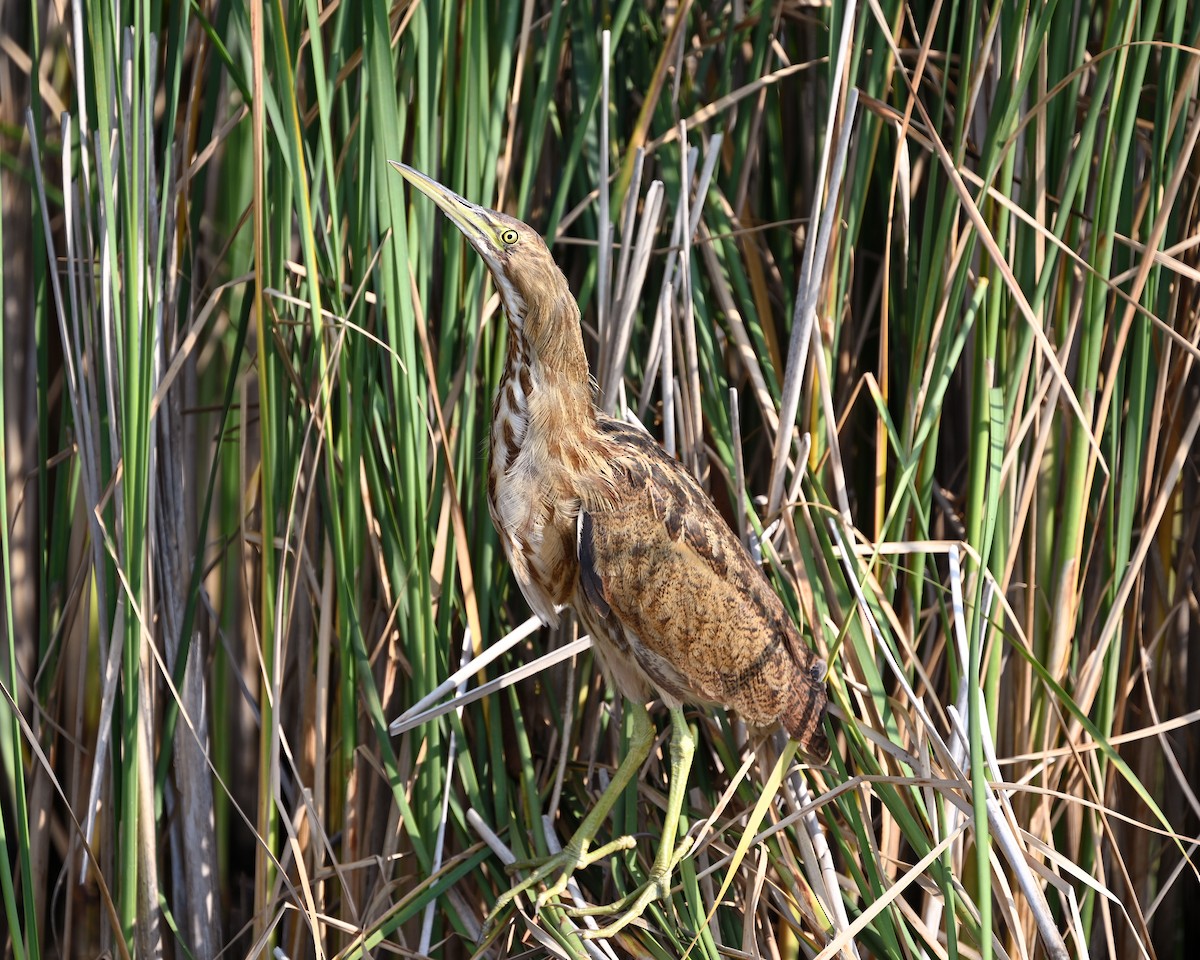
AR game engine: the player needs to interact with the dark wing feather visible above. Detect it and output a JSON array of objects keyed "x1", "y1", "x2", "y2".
[
  {"x1": 576, "y1": 511, "x2": 610, "y2": 619},
  {"x1": 577, "y1": 418, "x2": 829, "y2": 759}
]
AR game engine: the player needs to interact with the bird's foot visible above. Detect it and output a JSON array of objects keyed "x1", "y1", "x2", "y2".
[
  {"x1": 480, "y1": 834, "x2": 638, "y2": 940},
  {"x1": 479, "y1": 705, "x2": 694, "y2": 943},
  {"x1": 565, "y1": 832, "x2": 695, "y2": 940}
]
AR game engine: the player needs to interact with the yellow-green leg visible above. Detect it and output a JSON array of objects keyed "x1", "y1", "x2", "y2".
[
  {"x1": 481, "y1": 700, "x2": 656, "y2": 937},
  {"x1": 570, "y1": 705, "x2": 695, "y2": 940}
]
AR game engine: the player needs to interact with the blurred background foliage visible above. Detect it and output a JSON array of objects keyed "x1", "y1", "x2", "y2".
[{"x1": 1, "y1": 0, "x2": 1198, "y2": 957}]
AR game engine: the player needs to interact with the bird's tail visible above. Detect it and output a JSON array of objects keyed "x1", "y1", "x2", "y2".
[{"x1": 781, "y1": 662, "x2": 830, "y2": 761}]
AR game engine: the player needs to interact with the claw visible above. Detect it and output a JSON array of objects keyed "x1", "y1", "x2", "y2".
[
  {"x1": 478, "y1": 705, "x2": 697, "y2": 943},
  {"x1": 481, "y1": 835, "x2": 640, "y2": 936},
  {"x1": 567, "y1": 832, "x2": 694, "y2": 938},
  {"x1": 576, "y1": 880, "x2": 665, "y2": 939}
]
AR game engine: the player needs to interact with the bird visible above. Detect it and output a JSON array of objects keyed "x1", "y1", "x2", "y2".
[{"x1": 391, "y1": 161, "x2": 830, "y2": 940}]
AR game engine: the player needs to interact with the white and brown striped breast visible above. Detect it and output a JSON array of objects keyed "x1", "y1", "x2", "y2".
[{"x1": 487, "y1": 348, "x2": 585, "y2": 626}]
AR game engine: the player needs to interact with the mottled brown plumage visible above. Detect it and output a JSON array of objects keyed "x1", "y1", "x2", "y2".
[
  {"x1": 575, "y1": 417, "x2": 828, "y2": 751},
  {"x1": 392, "y1": 162, "x2": 828, "y2": 939}
]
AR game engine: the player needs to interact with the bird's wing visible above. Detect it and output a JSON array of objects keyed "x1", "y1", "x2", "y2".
[{"x1": 578, "y1": 418, "x2": 828, "y2": 756}]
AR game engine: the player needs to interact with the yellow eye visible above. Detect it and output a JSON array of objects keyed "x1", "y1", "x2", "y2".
[{"x1": 500, "y1": 228, "x2": 519, "y2": 245}]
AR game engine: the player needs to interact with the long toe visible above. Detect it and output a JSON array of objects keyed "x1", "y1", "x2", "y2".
[
  {"x1": 575, "y1": 874, "x2": 673, "y2": 940},
  {"x1": 481, "y1": 835, "x2": 640, "y2": 940}
]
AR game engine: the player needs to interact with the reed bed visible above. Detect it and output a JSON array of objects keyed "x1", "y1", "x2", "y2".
[{"x1": 1, "y1": 1, "x2": 1197, "y2": 958}]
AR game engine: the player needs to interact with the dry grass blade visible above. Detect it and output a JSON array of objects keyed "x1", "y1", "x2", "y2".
[
  {"x1": 600, "y1": 179, "x2": 664, "y2": 413},
  {"x1": 389, "y1": 614, "x2": 544, "y2": 733},
  {"x1": 766, "y1": 1, "x2": 859, "y2": 517},
  {"x1": 389, "y1": 638, "x2": 593, "y2": 738}
]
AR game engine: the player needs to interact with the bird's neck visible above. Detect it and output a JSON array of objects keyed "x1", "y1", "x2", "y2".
[
  {"x1": 507, "y1": 283, "x2": 595, "y2": 432},
  {"x1": 489, "y1": 290, "x2": 599, "y2": 503}
]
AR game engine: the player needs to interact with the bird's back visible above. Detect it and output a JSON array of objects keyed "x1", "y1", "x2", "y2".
[{"x1": 576, "y1": 417, "x2": 829, "y2": 760}]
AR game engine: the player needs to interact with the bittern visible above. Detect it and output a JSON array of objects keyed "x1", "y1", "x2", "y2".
[{"x1": 392, "y1": 162, "x2": 829, "y2": 939}]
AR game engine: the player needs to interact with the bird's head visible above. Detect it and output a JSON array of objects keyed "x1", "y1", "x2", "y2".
[{"x1": 391, "y1": 162, "x2": 580, "y2": 370}]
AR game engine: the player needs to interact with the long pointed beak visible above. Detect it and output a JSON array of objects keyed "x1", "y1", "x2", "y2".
[{"x1": 390, "y1": 161, "x2": 504, "y2": 260}]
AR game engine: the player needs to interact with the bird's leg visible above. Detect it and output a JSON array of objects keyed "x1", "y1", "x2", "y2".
[
  {"x1": 481, "y1": 700, "x2": 655, "y2": 937},
  {"x1": 570, "y1": 705, "x2": 696, "y2": 940}
]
